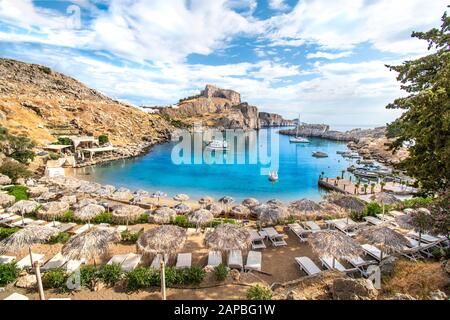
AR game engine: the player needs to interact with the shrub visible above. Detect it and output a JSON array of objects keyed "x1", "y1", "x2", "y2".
[
  {"x1": 5, "y1": 185, "x2": 29, "y2": 201},
  {"x1": 49, "y1": 232, "x2": 71, "y2": 244},
  {"x1": 91, "y1": 211, "x2": 113, "y2": 224},
  {"x1": 48, "y1": 151, "x2": 60, "y2": 160},
  {"x1": 11, "y1": 150, "x2": 35, "y2": 164},
  {"x1": 126, "y1": 267, "x2": 159, "y2": 291},
  {"x1": 98, "y1": 263, "x2": 123, "y2": 286},
  {"x1": 0, "y1": 160, "x2": 32, "y2": 183},
  {"x1": 136, "y1": 213, "x2": 149, "y2": 224},
  {"x1": 42, "y1": 268, "x2": 68, "y2": 290},
  {"x1": 121, "y1": 230, "x2": 142, "y2": 243},
  {"x1": 402, "y1": 197, "x2": 434, "y2": 209},
  {"x1": 211, "y1": 218, "x2": 236, "y2": 227},
  {"x1": 0, "y1": 263, "x2": 20, "y2": 286},
  {"x1": 59, "y1": 210, "x2": 75, "y2": 223},
  {"x1": 173, "y1": 215, "x2": 195, "y2": 228},
  {"x1": 214, "y1": 264, "x2": 228, "y2": 281},
  {"x1": 53, "y1": 137, "x2": 73, "y2": 145},
  {"x1": 364, "y1": 202, "x2": 382, "y2": 217},
  {"x1": 80, "y1": 265, "x2": 98, "y2": 289},
  {"x1": 180, "y1": 266, "x2": 206, "y2": 285},
  {"x1": 0, "y1": 227, "x2": 19, "y2": 240},
  {"x1": 98, "y1": 135, "x2": 109, "y2": 145},
  {"x1": 246, "y1": 284, "x2": 273, "y2": 300}
]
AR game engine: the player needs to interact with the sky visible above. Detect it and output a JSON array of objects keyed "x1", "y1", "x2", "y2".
[{"x1": 0, "y1": 0, "x2": 448, "y2": 128}]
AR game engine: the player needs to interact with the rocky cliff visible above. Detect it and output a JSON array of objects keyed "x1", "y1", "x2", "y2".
[
  {"x1": 0, "y1": 58, "x2": 172, "y2": 147},
  {"x1": 160, "y1": 85, "x2": 292, "y2": 130}
]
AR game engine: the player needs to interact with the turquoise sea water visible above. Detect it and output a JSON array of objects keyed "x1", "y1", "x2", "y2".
[{"x1": 74, "y1": 128, "x2": 358, "y2": 202}]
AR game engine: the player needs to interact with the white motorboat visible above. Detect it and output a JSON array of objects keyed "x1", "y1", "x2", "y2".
[
  {"x1": 206, "y1": 140, "x2": 228, "y2": 151},
  {"x1": 268, "y1": 171, "x2": 279, "y2": 182},
  {"x1": 289, "y1": 114, "x2": 310, "y2": 143}
]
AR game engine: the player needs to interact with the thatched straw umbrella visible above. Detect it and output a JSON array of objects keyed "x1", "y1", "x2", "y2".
[
  {"x1": 230, "y1": 205, "x2": 250, "y2": 219},
  {"x1": 205, "y1": 224, "x2": 251, "y2": 252},
  {"x1": 111, "y1": 190, "x2": 134, "y2": 203},
  {"x1": 136, "y1": 225, "x2": 187, "y2": 300},
  {"x1": 151, "y1": 191, "x2": 167, "y2": 205},
  {"x1": 148, "y1": 207, "x2": 176, "y2": 224},
  {"x1": 0, "y1": 225, "x2": 59, "y2": 300},
  {"x1": 198, "y1": 196, "x2": 214, "y2": 208},
  {"x1": 370, "y1": 192, "x2": 401, "y2": 220},
  {"x1": 219, "y1": 196, "x2": 234, "y2": 216},
  {"x1": 259, "y1": 206, "x2": 289, "y2": 225},
  {"x1": 173, "y1": 203, "x2": 191, "y2": 215},
  {"x1": 395, "y1": 208, "x2": 433, "y2": 245},
  {"x1": 250, "y1": 204, "x2": 270, "y2": 219},
  {"x1": 9, "y1": 200, "x2": 39, "y2": 215},
  {"x1": 134, "y1": 189, "x2": 150, "y2": 197},
  {"x1": 205, "y1": 203, "x2": 223, "y2": 217},
  {"x1": 112, "y1": 205, "x2": 145, "y2": 226},
  {"x1": 173, "y1": 194, "x2": 189, "y2": 203},
  {"x1": 288, "y1": 199, "x2": 323, "y2": 218},
  {"x1": 358, "y1": 226, "x2": 409, "y2": 261},
  {"x1": 309, "y1": 230, "x2": 362, "y2": 268},
  {"x1": 0, "y1": 193, "x2": 15, "y2": 208},
  {"x1": 332, "y1": 195, "x2": 366, "y2": 214},
  {"x1": 95, "y1": 185, "x2": 116, "y2": 198},
  {"x1": 73, "y1": 198, "x2": 98, "y2": 209},
  {"x1": 74, "y1": 204, "x2": 105, "y2": 226},
  {"x1": 36, "y1": 201, "x2": 70, "y2": 222},
  {"x1": 62, "y1": 226, "x2": 119, "y2": 266},
  {"x1": 267, "y1": 199, "x2": 283, "y2": 207},
  {"x1": 242, "y1": 198, "x2": 259, "y2": 208},
  {"x1": 187, "y1": 209, "x2": 214, "y2": 227}
]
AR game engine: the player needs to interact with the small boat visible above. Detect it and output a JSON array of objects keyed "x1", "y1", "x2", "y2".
[
  {"x1": 289, "y1": 114, "x2": 310, "y2": 143},
  {"x1": 312, "y1": 151, "x2": 328, "y2": 158},
  {"x1": 357, "y1": 159, "x2": 375, "y2": 165},
  {"x1": 347, "y1": 165, "x2": 356, "y2": 172},
  {"x1": 336, "y1": 151, "x2": 347, "y2": 155},
  {"x1": 268, "y1": 171, "x2": 279, "y2": 182},
  {"x1": 353, "y1": 169, "x2": 379, "y2": 179},
  {"x1": 206, "y1": 140, "x2": 228, "y2": 151}
]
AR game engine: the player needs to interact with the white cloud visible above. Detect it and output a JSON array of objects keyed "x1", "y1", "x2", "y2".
[
  {"x1": 268, "y1": 0, "x2": 289, "y2": 11},
  {"x1": 306, "y1": 51, "x2": 352, "y2": 60}
]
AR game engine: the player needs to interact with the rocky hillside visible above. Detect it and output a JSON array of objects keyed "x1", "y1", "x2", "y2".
[
  {"x1": 159, "y1": 85, "x2": 293, "y2": 130},
  {"x1": 0, "y1": 58, "x2": 172, "y2": 147}
]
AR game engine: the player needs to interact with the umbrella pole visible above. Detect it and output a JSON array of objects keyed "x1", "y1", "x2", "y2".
[
  {"x1": 332, "y1": 257, "x2": 335, "y2": 269},
  {"x1": 34, "y1": 261, "x2": 45, "y2": 300},
  {"x1": 28, "y1": 246, "x2": 34, "y2": 269},
  {"x1": 160, "y1": 260, "x2": 166, "y2": 300}
]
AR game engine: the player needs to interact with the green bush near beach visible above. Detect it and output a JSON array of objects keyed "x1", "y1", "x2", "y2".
[
  {"x1": 0, "y1": 263, "x2": 20, "y2": 286},
  {"x1": 246, "y1": 284, "x2": 273, "y2": 300},
  {"x1": 5, "y1": 185, "x2": 29, "y2": 201},
  {"x1": 97, "y1": 263, "x2": 123, "y2": 286},
  {"x1": 214, "y1": 264, "x2": 228, "y2": 281},
  {"x1": 0, "y1": 160, "x2": 32, "y2": 183},
  {"x1": 172, "y1": 215, "x2": 196, "y2": 228},
  {"x1": 58, "y1": 210, "x2": 75, "y2": 223},
  {"x1": 42, "y1": 268, "x2": 68, "y2": 290},
  {"x1": 80, "y1": 265, "x2": 98, "y2": 289},
  {"x1": 125, "y1": 266, "x2": 206, "y2": 291},
  {"x1": 91, "y1": 211, "x2": 113, "y2": 224},
  {"x1": 401, "y1": 197, "x2": 434, "y2": 209},
  {"x1": 0, "y1": 227, "x2": 19, "y2": 240},
  {"x1": 120, "y1": 229, "x2": 142, "y2": 243},
  {"x1": 49, "y1": 232, "x2": 71, "y2": 244}
]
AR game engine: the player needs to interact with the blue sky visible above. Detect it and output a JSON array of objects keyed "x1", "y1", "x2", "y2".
[{"x1": 0, "y1": 0, "x2": 447, "y2": 128}]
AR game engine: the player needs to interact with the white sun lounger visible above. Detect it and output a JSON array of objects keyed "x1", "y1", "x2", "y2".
[
  {"x1": 407, "y1": 231, "x2": 445, "y2": 244},
  {"x1": 303, "y1": 221, "x2": 321, "y2": 232},
  {"x1": 245, "y1": 250, "x2": 262, "y2": 272},
  {"x1": 107, "y1": 254, "x2": 130, "y2": 266},
  {"x1": 176, "y1": 253, "x2": 192, "y2": 269},
  {"x1": 16, "y1": 253, "x2": 45, "y2": 269},
  {"x1": 295, "y1": 256, "x2": 321, "y2": 276},
  {"x1": 0, "y1": 214, "x2": 21, "y2": 224},
  {"x1": 346, "y1": 255, "x2": 378, "y2": 277},
  {"x1": 45, "y1": 221, "x2": 61, "y2": 228},
  {"x1": 74, "y1": 224, "x2": 91, "y2": 235},
  {"x1": 249, "y1": 229, "x2": 266, "y2": 249},
  {"x1": 29, "y1": 219, "x2": 47, "y2": 226},
  {"x1": 0, "y1": 213, "x2": 12, "y2": 219},
  {"x1": 262, "y1": 227, "x2": 287, "y2": 247},
  {"x1": 207, "y1": 251, "x2": 222, "y2": 268},
  {"x1": 388, "y1": 210, "x2": 404, "y2": 217},
  {"x1": 362, "y1": 244, "x2": 389, "y2": 261},
  {"x1": 10, "y1": 218, "x2": 35, "y2": 227},
  {"x1": 332, "y1": 220, "x2": 358, "y2": 236},
  {"x1": 150, "y1": 254, "x2": 169, "y2": 269},
  {"x1": 121, "y1": 253, "x2": 142, "y2": 272},
  {"x1": 363, "y1": 216, "x2": 384, "y2": 226},
  {"x1": 57, "y1": 222, "x2": 77, "y2": 233},
  {"x1": 376, "y1": 214, "x2": 394, "y2": 222},
  {"x1": 228, "y1": 250, "x2": 243, "y2": 271},
  {"x1": 319, "y1": 256, "x2": 347, "y2": 272},
  {"x1": 42, "y1": 253, "x2": 68, "y2": 271},
  {"x1": 65, "y1": 259, "x2": 85, "y2": 273},
  {"x1": 288, "y1": 223, "x2": 309, "y2": 242},
  {"x1": 3, "y1": 293, "x2": 29, "y2": 300},
  {"x1": 0, "y1": 255, "x2": 16, "y2": 264}
]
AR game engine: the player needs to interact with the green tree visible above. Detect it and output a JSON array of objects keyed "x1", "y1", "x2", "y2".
[{"x1": 386, "y1": 11, "x2": 450, "y2": 194}]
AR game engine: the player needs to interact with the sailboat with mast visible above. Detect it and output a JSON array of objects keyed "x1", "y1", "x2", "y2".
[{"x1": 289, "y1": 114, "x2": 310, "y2": 143}]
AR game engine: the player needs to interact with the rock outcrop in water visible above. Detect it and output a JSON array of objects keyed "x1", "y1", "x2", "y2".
[
  {"x1": 279, "y1": 124, "x2": 408, "y2": 165},
  {"x1": 259, "y1": 112, "x2": 295, "y2": 127}
]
